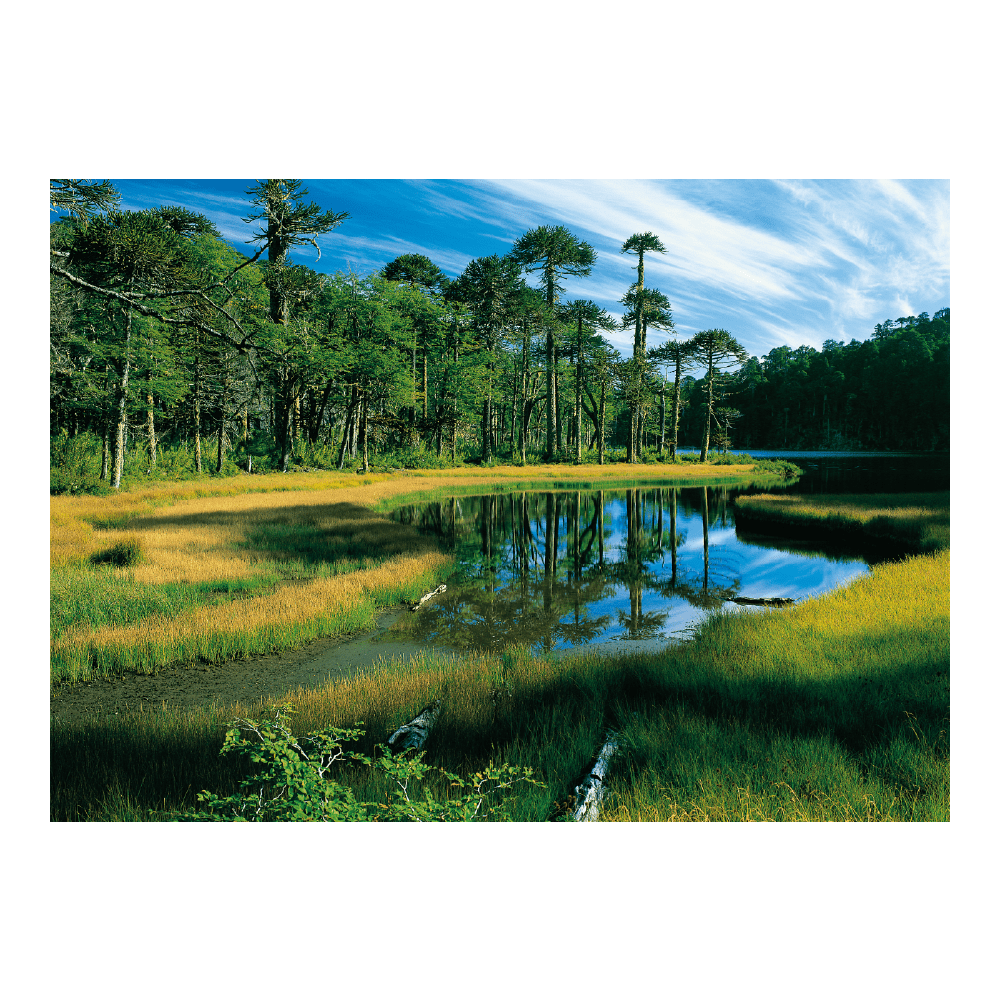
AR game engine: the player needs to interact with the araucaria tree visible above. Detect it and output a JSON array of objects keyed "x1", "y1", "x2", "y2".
[
  {"x1": 510, "y1": 226, "x2": 596, "y2": 459},
  {"x1": 242, "y1": 179, "x2": 349, "y2": 326},
  {"x1": 447, "y1": 255, "x2": 525, "y2": 463},
  {"x1": 648, "y1": 338, "x2": 695, "y2": 459},
  {"x1": 620, "y1": 232, "x2": 667, "y2": 461},
  {"x1": 556, "y1": 299, "x2": 616, "y2": 461},
  {"x1": 690, "y1": 328, "x2": 748, "y2": 460}
]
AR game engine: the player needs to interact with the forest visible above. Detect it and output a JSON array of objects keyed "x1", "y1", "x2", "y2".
[{"x1": 49, "y1": 179, "x2": 950, "y2": 493}]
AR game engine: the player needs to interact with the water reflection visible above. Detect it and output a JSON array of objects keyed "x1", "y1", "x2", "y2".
[{"x1": 390, "y1": 486, "x2": 874, "y2": 656}]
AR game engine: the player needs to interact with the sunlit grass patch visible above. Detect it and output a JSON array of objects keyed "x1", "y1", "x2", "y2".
[
  {"x1": 735, "y1": 492, "x2": 949, "y2": 552},
  {"x1": 51, "y1": 550, "x2": 451, "y2": 682},
  {"x1": 600, "y1": 710, "x2": 947, "y2": 822}
]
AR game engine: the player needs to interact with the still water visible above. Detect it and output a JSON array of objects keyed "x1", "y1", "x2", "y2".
[{"x1": 389, "y1": 454, "x2": 948, "y2": 656}]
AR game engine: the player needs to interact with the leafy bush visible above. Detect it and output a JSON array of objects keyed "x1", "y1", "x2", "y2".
[
  {"x1": 371, "y1": 443, "x2": 464, "y2": 470},
  {"x1": 50, "y1": 430, "x2": 111, "y2": 494},
  {"x1": 50, "y1": 466, "x2": 113, "y2": 496},
  {"x1": 748, "y1": 458, "x2": 802, "y2": 478},
  {"x1": 171, "y1": 705, "x2": 542, "y2": 822}
]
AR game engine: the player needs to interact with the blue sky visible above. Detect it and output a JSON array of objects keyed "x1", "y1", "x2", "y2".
[{"x1": 105, "y1": 178, "x2": 949, "y2": 363}]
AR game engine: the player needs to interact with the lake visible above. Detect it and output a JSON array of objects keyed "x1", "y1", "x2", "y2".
[{"x1": 388, "y1": 453, "x2": 949, "y2": 656}]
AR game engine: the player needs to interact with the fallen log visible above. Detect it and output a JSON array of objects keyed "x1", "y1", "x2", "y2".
[
  {"x1": 572, "y1": 732, "x2": 619, "y2": 822},
  {"x1": 729, "y1": 596, "x2": 796, "y2": 607},
  {"x1": 387, "y1": 699, "x2": 443, "y2": 754},
  {"x1": 410, "y1": 584, "x2": 447, "y2": 612}
]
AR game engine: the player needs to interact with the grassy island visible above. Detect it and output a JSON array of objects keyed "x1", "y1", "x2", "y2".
[{"x1": 734, "y1": 492, "x2": 950, "y2": 552}]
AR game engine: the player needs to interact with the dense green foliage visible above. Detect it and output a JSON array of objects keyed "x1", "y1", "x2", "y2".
[
  {"x1": 51, "y1": 180, "x2": 949, "y2": 497},
  {"x1": 674, "y1": 311, "x2": 951, "y2": 451}
]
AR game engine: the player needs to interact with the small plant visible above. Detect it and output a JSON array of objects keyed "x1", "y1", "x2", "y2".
[
  {"x1": 172, "y1": 705, "x2": 543, "y2": 822},
  {"x1": 89, "y1": 536, "x2": 145, "y2": 567}
]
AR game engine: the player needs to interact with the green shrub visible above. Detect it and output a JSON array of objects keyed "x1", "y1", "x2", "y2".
[
  {"x1": 50, "y1": 431, "x2": 111, "y2": 494},
  {"x1": 50, "y1": 467, "x2": 112, "y2": 496},
  {"x1": 171, "y1": 705, "x2": 542, "y2": 822}
]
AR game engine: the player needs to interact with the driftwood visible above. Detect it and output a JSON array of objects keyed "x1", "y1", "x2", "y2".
[
  {"x1": 386, "y1": 699, "x2": 443, "y2": 754},
  {"x1": 729, "y1": 596, "x2": 796, "y2": 607},
  {"x1": 572, "y1": 733, "x2": 619, "y2": 822},
  {"x1": 410, "y1": 584, "x2": 447, "y2": 612}
]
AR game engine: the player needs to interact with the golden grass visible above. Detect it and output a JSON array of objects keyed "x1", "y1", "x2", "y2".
[
  {"x1": 53, "y1": 463, "x2": 775, "y2": 681},
  {"x1": 52, "y1": 551, "x2": 451, "y2": 679}
]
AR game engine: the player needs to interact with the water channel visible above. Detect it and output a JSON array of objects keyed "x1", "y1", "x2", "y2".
[{"x1": 386, "y1": 452, "x2": 950, "y2": 658}]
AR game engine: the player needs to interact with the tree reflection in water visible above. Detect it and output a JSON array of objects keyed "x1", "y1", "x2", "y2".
[{"x1": 389, "y1": 485, "x2": 754, "y2": 654}]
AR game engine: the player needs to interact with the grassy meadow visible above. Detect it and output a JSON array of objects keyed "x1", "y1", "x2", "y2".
[
  {"x1": 51, "y1": 461, "x2": 790, "y2": 683},
  {"x1": 50, "y1": 462, "x2": 949, "y2": 822}
]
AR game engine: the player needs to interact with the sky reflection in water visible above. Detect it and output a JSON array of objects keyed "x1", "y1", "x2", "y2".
[{"x1": 389, "y1": 485, "x2": 876, "y2": 655}]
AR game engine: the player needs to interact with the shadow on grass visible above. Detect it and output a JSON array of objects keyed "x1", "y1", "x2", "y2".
[
  {"x1": 51, "y1": 629, "x2": 948, "y2": 821},
  {"x1": 122, "y1": 501, "x2": 440, "y2": 568}
]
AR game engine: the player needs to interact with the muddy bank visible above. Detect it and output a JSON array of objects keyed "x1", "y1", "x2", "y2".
[{"x1": 50, "y1": 608, "x2": 458, "y2": 725}]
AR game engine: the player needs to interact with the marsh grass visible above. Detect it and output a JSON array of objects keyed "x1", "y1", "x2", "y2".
[
  {"x1": 52, "y1": 550, "x2": 949, "y2": 822},
  {"x1": 735, "y1": 492, "x2": 949, "y2": 552},
  {"x1": 51, "y1": 464, "x2": 795, "y2": 682}
]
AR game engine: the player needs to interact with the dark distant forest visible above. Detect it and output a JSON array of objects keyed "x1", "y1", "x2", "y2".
[{"x1": 50, "y1": 179, "x2": 949, "y2": 493}]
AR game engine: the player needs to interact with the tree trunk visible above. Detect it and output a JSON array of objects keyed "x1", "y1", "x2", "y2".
[
  {"x1": 700, "y1": 356, "x2": 715, "y2": 462},
  {"x1": 109, "y1": 302, "x2": 133, "y2": 490},
  {"x1": 216, "y1": 372, "x2": 229, "y2": 474},
  {"x1": 360, "y1": 392, "x2": 369, "y2": 472},
  {"x1": 658, "y1": 380, "x2": 666, "y2": 454},
  {"x1": 575, "y1": 333, "x2": 583, "y2": 462},
  {"x1": 146, "y1": 391, "x2": 156, "y2": 470},
  {"x1": 337, "y1": 386, "x2": 359, "y2": 470},
  {"x1": 242, "y1": 403, "x2": 251, "y2": 472},
  {"x1": 100, "y1": 419, "x2": 110, "y2": 481},
  {"x1": 598, "y1": 381, "x2": 606, "y2": 465},
  {"x1": 669, "y1": 354, "x2": 683, "y2": 460},
  {"x1": 193, "y1": 346, "x2": 203, "y2": 474}
]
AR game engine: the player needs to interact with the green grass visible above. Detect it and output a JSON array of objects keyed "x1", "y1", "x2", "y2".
[
  {"x1": 51, "y1": 565, "x2": 281, "y2": 637},
  {"x1": 52, "y1": 548, "x2": 949, "y2": 822}
]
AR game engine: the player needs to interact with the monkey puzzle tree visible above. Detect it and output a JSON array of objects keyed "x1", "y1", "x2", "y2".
[
  {"x1": 379, "y1": 253, "x2": 451, "y2": 438},
  {"x1": 557, "y1": 299, "x2": 616, "y2": 461},
  {"x1": 689, "y1": 328, "x2": 748, "y2": 461},
  {"x1": 510, "y1": 226, "x2": 596, "y2": 459},
  {"x1": 242, "y1": 179, "x2": 349, "y2": 326},
  {"x1": 621, "y1": 284, "x2": 673, "y2": 455},
  {"x1": 448, "y1": 255, "x2": 525, "y2": 463},
  {"x1": 648, "y1": 338, "x2": 696, "y2": 459},
  {"x1": 620, "y1": 232, "x2": 667, "y2": 460},
  {"x1": 50, "y1": 179, "x2": 120, "y2": 224}
]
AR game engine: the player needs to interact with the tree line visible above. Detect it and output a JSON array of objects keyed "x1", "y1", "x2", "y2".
[{"x1": 49, "y1": 179, "x2": 950, "y2": 491}]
